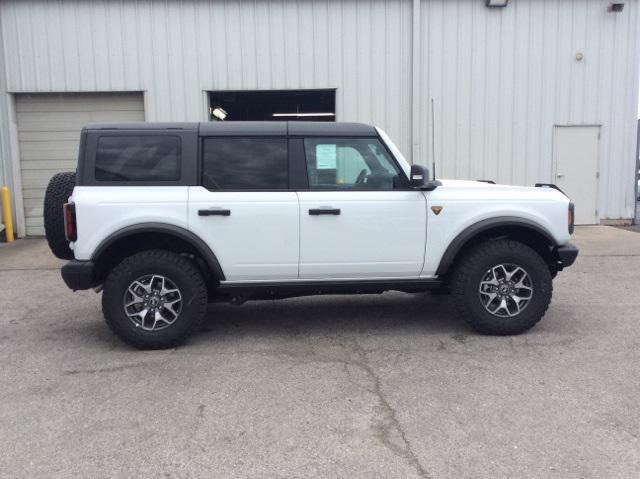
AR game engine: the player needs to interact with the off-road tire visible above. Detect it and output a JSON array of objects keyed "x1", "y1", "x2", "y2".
[
  {"x1": 451, "y1": 239, "x2": 553, "y2": 335},
  {"x1": 43, "y1": 171, "x2": 76, "y2": 259},
  {"x1": 102, "y1": 250, "x2": 208, "y2": 349}
]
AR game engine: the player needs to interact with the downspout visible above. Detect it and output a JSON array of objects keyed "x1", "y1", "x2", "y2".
[{"x1": 411, "y1": 0, "x2": 421, "y2": 164}]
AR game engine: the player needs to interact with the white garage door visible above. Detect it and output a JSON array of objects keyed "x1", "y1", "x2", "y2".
[{"x1": 16, "y1": 92, "x2": 145, "y2": 236}]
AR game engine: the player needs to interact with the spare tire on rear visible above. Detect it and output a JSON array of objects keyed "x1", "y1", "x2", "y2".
[{"x1": 43, "y1": 171, "x2": 76, "y2": 260}]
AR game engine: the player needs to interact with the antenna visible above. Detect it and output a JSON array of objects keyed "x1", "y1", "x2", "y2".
[{"x1": 430, "y1": 98, "x2": 436, "y2": 180}]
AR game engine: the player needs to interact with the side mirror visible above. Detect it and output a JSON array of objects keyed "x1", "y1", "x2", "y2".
[{"x1": 409, "y1": 164, "x2": 428, "y2": 187}]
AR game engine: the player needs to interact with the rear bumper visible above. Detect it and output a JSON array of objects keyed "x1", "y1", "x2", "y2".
[
  {"x1": 61, "y1": 260, "x2": 96, "y2": 290},
  {"x1": 555, "y1": 243, "x2": 579, "y2": 269}
]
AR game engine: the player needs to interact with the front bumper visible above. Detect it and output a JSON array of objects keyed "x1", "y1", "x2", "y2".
[
  {"x1": 555, "y1": 243, "x2": 579, "y2": 269},
  {"x1": 61, "y1": 260, "x2": 96, "y2": 290}
]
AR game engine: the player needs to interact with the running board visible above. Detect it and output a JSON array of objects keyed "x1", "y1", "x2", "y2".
[{"x1": 214, "y1": 278, "x2": 443, "y2": 303}]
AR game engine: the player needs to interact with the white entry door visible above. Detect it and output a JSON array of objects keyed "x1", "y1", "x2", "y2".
[
  {"x1": 189, "y1": 136, "x2": 299, "y2": 281},
  {"x1": 553, "y1": 126, "x2": 600, "y2": 224},
  {"x1": 297, "y1": 136, "x2": 427, "y2": 279},
  {"x1": 298, "y1": 191, "x2": 427, "y2": 278}
]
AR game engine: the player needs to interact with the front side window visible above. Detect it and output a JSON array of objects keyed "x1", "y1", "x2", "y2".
[
  {"x1": 303, "y1": 138, "x2": 402, "y2": 190},
  {"x1": 95, "y1": 136, "x2": 181, "y2": 181},
  {"x1": 202, "y1": 138, "x2": 288, "y2": 190}
]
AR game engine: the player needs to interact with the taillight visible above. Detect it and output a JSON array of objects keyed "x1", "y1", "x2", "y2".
[
  {"x1": 568, "y1": 202, "x2": 575, "y2": 235},
  {"x1": 63, "y1": 203, "x2": 77, "y2": 241}
]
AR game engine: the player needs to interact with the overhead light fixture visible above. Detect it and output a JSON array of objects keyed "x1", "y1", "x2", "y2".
[
  {"x1": 485, "y1": 0, "x2": 509, "y2": 7},
  {"x1": 272, "y1": 112, "x2": 335, "y2": 118},
  {"x1": 607, "y1": 2, "x2": 624, "y2": 12},
  {"x1": 210, "y1": 106, "x2": 227, "y2": 121}
]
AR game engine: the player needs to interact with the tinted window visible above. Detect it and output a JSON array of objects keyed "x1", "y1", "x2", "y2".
[
  {"x1": 95, "y1": 136, "x2": 181, "y2": 181},
  {"x1": 202, "y1": 138, "x2": 288, "y2": 190},
  {"x1": 303, "y1": 138, "x2": 401, "y2": 190}
]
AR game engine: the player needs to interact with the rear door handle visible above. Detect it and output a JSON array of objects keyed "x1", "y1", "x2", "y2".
[
  {"x1": 198, "y1": 208, "x2": 231, "y2": 216},
  {"x1": 309, "y1": 208, "x2": 341, "y2": 215}
]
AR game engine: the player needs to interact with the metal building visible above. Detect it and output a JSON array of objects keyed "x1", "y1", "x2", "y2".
[{"x1": 0, "y1": 0, "x2": 638, "y2": 235}]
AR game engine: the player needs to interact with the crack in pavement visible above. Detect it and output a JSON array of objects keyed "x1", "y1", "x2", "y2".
[
  {"x1": 183, "y1": 403, "x2": 210, "y2": 460},
  {"x1": 343, "y1": 337, "x2": 432, "y2": 479},
  {"x1": 241, "y1": 338, "x2": 432, "y2": 479}
]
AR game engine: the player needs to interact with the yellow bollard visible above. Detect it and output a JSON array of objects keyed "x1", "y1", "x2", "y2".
[{"x1": 1, "y1": 186, "x2": 15, "y2": 242}]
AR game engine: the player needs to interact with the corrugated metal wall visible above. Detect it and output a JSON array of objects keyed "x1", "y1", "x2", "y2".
[
  {"x1": 0, "y1": 0, "x2": 638, "y2": 220},
  {"x1": 419, "y1": 0, "x2": 640, "y2": 221}
]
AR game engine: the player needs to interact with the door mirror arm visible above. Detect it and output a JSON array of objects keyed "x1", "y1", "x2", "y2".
[{"x1": 415, "y1": 179, "x2": 442, "y2": 191}]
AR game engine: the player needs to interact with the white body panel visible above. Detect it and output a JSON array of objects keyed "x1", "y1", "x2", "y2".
[
  {"x1": 297, "y1": 191, "x2": 427, "y2": 279},
  {"x1": 421, "y1": 180, "x2": 571, "y2": 276},
  {"x1": 187, "y1": 187, "x2": 299, "y2": 281},
  {"x1": 71, "y1": 181, "x2": 571, "y2": 282},
  {"x1": 71, "y1": 186, "x2": 189, "y2": 260}
]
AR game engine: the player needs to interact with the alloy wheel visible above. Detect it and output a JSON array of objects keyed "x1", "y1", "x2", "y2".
[
  {"x1": 123, "y1": 274, "x2": 182, "y2": 331},
  {"x1": 478, "y1": 263, "x2": 533, "y2": 318}
]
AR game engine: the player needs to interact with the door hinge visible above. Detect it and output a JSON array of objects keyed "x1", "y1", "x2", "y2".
[{"x1": 596, "y1": 171, "x2": 600, "y2": 179}]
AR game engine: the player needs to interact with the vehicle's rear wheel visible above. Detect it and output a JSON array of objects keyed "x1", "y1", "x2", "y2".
[
  {"x1": 102, "y1": 250, "x2": 207, "y2": 349},
  {"x1": 451, "y1": 239, "x2": 553, "y2": 335},
  {"x1": 43, "y1": 171, "x2": 76, "y2": 260}
]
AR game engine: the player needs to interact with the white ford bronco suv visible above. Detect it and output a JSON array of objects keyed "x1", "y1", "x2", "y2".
[{"x1": 44, "y1": 122, "x2": 578, "y2": 349}]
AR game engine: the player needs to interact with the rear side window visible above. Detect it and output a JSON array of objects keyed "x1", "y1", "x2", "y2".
[
  {"x1": 202, "y1": 138, "x2": 288, "y2": 190},
  {"x1": 95, "y1": 136, "x2": 181, "y2": 181}
]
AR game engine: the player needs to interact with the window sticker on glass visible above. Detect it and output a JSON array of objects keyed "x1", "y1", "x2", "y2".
[{"x1": 316, "y1": 144, "x2": 337, "y2": 169}]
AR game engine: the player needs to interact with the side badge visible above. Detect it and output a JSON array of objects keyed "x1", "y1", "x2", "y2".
[{"x1": 431, "y1": 206, "x2": 443, "y2": 215}]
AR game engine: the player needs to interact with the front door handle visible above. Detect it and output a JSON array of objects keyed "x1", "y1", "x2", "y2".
[
  {"x1": 309, "y1": 208, "x2": 341, "y2": 215},
  {"x1": 198, "y1": 208, "x2": 231, "y2": 216}
]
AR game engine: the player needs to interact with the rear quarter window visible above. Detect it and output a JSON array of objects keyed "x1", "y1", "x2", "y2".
[{"x1": 95, "y1": 135, "x2": 181, "y2": 182}]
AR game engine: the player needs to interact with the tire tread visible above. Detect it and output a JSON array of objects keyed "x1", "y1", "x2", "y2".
[
  {"x1": 102, "y1": 250, "x2": 207, "y2": 349},
  {"x1": 451, "y1": 239, "x2": 553, "y2": 335},
  {"x1": 43, "y1": 171, "x2": 76, "y2": 260}
]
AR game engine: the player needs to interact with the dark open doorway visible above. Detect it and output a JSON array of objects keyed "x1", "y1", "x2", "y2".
[{"x1": 208, "y1": 89, "x2": 336, "y2": 122}]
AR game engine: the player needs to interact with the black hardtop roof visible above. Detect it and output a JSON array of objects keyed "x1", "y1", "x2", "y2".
[
  {"x1": 83, "y1": 121, "x2": 377, "y2": 137},
  {"x1": 83, "y1": 122, "x2": 199, "y2": 131}
]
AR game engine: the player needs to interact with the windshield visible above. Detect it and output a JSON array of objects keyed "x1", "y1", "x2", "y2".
[{"x1": 375, "y1": 127, "x2": 411, "y2": 178}]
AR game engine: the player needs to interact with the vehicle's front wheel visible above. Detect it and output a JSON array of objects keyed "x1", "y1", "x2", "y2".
[
  {"x1": 451, "y1": 239, "x2": 553, "y2": 335},
  {"x1": 102, "y1": 250, "x2": 208, "y2": 349}
]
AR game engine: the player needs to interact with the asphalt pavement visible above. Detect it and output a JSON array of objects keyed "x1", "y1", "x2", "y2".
[{"x1": 0, "y1": 227, "x2": 638, "y2": 478}]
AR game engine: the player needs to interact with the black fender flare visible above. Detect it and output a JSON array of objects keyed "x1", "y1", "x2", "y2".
[
  {"x1": 435, "y1": 216, "x2": 558, "y2": 276},
  {"x1": 91, "y1": 223, "x2": 225, "y2": 280}
]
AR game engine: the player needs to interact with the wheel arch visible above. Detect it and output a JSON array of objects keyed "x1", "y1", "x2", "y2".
[
  {"x1": 436, "y1": 217, "x2": 560, "y2": 277},
  {"x1": 91, "y1": 223, "x2": 225, "y2": 284}
]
